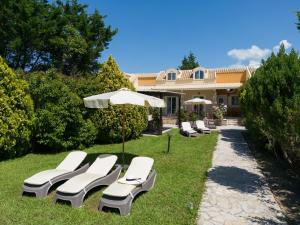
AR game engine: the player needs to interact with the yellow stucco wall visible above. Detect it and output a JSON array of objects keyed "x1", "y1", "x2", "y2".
[
  {"x1": 216, "y1": 72, "x2": 246, "y2": 83},
  {"x1": 138, "y1": 77, "x2": 156, "y2": 86},
  {"x1": 181, "y1": 90, "x2": 216, "y2": 102}
]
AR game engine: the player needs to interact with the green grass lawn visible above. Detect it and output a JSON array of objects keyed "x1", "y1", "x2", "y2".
[{"x1": 0, "y1": 129, "x2": 218, "y2": 225}]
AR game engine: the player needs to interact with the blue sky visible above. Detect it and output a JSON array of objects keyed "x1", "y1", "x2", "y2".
[{"x1": 80, "y1": 0, "x2": 300, "y2": 73}]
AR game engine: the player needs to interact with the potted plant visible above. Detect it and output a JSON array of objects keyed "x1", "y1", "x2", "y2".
[{"x1": 212, "y1": 104, "x2": 227, "y2": 126}]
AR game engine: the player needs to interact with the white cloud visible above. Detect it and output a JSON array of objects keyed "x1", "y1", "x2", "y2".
[
  {"x1": 273, "y1": 39, "x2": 292, "y2": 52},
  {"x1": 248, "y1": 60, "x2": 261, "y2": 68},
  {"x1": 227, "y1": 40, "x2": 292, "y2": 67},
  {"x1": 227, "y1": 45, "x2": 271, "y2": 61},
  {"x1": 228, "y1": 63, "x2": 246, "y2": 68}
]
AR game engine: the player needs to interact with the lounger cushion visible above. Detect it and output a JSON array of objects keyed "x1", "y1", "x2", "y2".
[
  {"x1": 56, "y1": 154, "x2": 117, "y2": 194},
  {"x1": 181, "y1": 122, "x2": 192, "y2": 132},
  {"x1": 24, "y1": 169, "x2": 69, "y2": 185},
  {"x1": 56, "y1": 151, "x2": 87, "y2": 171},
  {"x1": 86, "y1": 154, "x2": 117, "y2": 175},
  {"x1": 56, "y1": 173, "x2": 104, "y2": 194},
  {"x1": 186, "y1": 129, "x2": 198, "y2": 134},
  {"x1": 196, "y1": 120, "x2": 210, "y2": 131},
  {"x1": 103, "y1": 157, "x2": 154, "y2": 197},
  {"x1": 121, "y1": 157, "x2": 153, "y2": 184},
  {"x1": 103, "y1": 182, "x2": 136, "y2": 197},
  {"x1": 182, "y1": 122, "x2": 197, "y2": 134}
]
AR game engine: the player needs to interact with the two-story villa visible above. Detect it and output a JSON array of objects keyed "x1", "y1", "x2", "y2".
[{"x1": 126, "y1": 66, "x2": 256, "y2": 119}]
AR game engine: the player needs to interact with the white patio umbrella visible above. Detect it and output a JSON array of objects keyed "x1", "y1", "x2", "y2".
[
  {"x1": 184, "y1": 97, "x2": 212, "y2": 118},
  {"x1": 184, "y1": 97, "x2": 212, "y2": 105},
  {"x1": 83, "y1": 88, "x2": 165, "y2": 168}
]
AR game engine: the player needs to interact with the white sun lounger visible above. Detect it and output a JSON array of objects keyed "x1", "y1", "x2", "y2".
[
  {"x1": 195, "y1": 120, "x2": 211, "y2": 134},
  {"x1": 54, "y1": 154, "x2": 121, "y2": 207},
  {"x1": 99, "y1": 156, "x2": 156, "y2": 216},
  {"x1": 181, "y1": 122, "x2": 198, "y2": 137},
  {"x1": 22, "y1": 151, "x2": 88, "y2": 198}
]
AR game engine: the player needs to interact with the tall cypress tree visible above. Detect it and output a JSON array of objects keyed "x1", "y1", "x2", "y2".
[
  {"x1": 96, "y1": 55, "x2": 134, "y2": 92},
  {"x1": 179, "y1": 52, "x2": 200, "y2": 70}
]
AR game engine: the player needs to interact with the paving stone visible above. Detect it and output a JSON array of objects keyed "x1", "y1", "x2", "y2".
[{"x1": 197, "y1": 126, "x2": 286, "y2": 225}]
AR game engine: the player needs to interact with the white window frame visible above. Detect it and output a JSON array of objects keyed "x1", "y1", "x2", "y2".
[
  {"x1": 167, "y1": 72, "x2": 176, "y2": 81},
  {"x1": 193, "y1": 70, "x2": 204, "y2": 80},
  {"x1": 166, "y1": 96, "x2": 177, "y2": 116}
]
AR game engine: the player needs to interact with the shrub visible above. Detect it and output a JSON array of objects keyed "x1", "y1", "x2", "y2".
[
  {"x1": 212, "y1": 104, "x2": 227, "y2": 120},
  {"x1": 240, "y1": 46, "x2": 300, "y2": 167},
  {"x1": 63, "y1": 75, "x2": 103, "y2": 99},
  {"x1": 189, "y1": 112, "x2": 199, "y2": 122},
  {"x1": 0, "y1": 57, "x2": 34, "y2": 159},
  {"x1": 92, "y1": 105, "x2": 147, "y2": 143},
  {"x1": 90, "y1": 55, "x2": 147, "y2": 142},
  {"x1": 178, "y1": 108, "x2": 189, "y2": 122},
  {"x1": 27, "y1": 71, "x2": 97, "y2": 151}
]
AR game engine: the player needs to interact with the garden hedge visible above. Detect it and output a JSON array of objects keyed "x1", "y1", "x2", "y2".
[
  {"x1": 27, "y1": 71, "x2": 97, "y2": 151},
  {"x1": 1, "y1": 55, "x2": 147, "y2": 157},
  {"x1": 240, "y1": 46, "x2": 300, "y2": 168}
]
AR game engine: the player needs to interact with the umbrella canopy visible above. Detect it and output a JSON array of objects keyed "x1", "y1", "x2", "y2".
[
  {"x1": 83, "y1": 88, "x2": 165, "y2": 168},
  {"x1": 184, "y1": 97, "x2": 212, "y2": 105},
  {"x1": 84, "y1": 88, "x2": 165, "y2": 108}
]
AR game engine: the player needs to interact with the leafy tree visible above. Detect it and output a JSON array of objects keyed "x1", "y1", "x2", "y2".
[
  {"x1": 0, "y1": 0, "x2": 117, "y2": 75},
  {"x1": 27, "y1": 70, "x2": 97, "y2": 151},
  {"x1": 240, "y1": 45, "x2": 300, "y2": 167},
  {"x1": 179, "y1": 52, "x2": 200, "y2": 70},
  {"x1": 91, "y1": 56, "x2": 148, "y2": 142},
  {"x1": 0, "y1": 56, "x2": 34, "y2": 159}
]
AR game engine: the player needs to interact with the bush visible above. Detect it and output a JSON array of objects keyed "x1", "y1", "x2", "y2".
[
  {"x1": 178, "y1": 108, "x2": 189, "y2": 122},
  {"x1": 212, "y1": 104, "x2": 227, "y2": 120},
  {"x1": 0, "y1": 57, "x2": 34, "y2": 159},
  {"x1": 92, "y1": 105, "x2": 147, "y2": 143},
  {"x1": 27, "y1": 71, "x2": 97, "y2": 151},
  {"x1": 90, "y1": 55, "x2": 147, "y2": 142},
  {"x1": 240, "y1": 46, "x2": 300, "y2": 168}
]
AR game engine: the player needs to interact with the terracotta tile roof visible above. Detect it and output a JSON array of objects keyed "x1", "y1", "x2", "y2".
[
  {"x1": 126, "y1": 66, "x2": 257, "y2": 81},
  {"x1": 157, "y1": 71, "x2": 166, "y2": 80},
  {"x1": 125, "y1": 72, "x2": 158, "y2": 77},
  {"x1": 178, "y1": 70, "x2": 193, "y2": 80},
  {"x1": 210, "y1": 67, "x2": 257, "y2": 73}
]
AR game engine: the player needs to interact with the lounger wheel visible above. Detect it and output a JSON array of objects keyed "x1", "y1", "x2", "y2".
[
  {"x1": 54, "y1": 192, "x2": 85, "y2": 208},
  {"x1": 21, "y1": 182, "x2": 52, "y2": 198},
  {"x1": 98, "y1": 196, "x2": 132, "y2": 216}
]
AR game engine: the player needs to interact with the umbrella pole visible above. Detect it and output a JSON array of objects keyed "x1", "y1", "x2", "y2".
[{"x1": 122, "y1": 105, "x2": 125, "y2": 170}]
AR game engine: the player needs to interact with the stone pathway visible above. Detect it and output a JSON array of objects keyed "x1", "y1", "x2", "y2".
[{"x1": 197, "y1": 126, "x2": 286, "y2": 225}]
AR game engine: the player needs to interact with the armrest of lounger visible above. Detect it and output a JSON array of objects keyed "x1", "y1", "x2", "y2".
[
  {"x1": 141, "y1": 170, "x2": 156, "y2": 189},
  {"x1": 110, "y1": 164, "x2": 122, "y2": 179}
]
